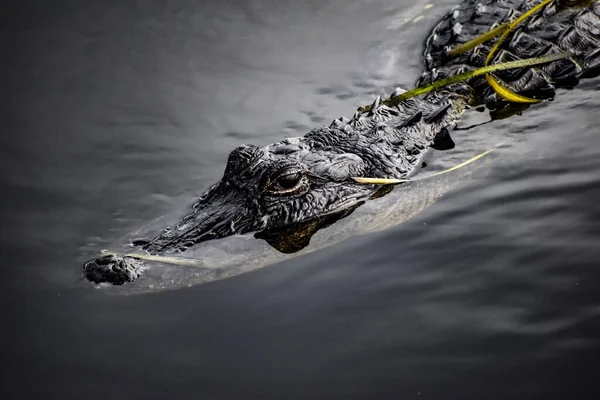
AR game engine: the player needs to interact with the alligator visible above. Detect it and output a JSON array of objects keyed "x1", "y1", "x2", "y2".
[{"x1": 84, "y1": 0, "x2": 600, "y2": 287}]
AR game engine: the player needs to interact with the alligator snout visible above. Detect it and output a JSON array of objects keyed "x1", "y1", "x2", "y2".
[{"x1": 84, "y1": 254, "x2": 143, "y2": 285}]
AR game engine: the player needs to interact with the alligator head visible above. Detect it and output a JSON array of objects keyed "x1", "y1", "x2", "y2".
[
  {"x1": 84, "y1": 97, "x2": 461, "y2": 285},
  {"x1": 141, "y1": 137, "x2": 381, "y2": 254},
  {"x1": 136, "y1": 97, "x2": 458, "y2": 255}
]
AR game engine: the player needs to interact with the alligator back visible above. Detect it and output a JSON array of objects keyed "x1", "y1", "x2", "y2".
[{"x1": 420, "y1": 0, "x2": 600, "y2": 108}]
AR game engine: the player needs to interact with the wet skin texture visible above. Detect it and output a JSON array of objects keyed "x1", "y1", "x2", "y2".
[{"x1": 84, "y1": 0, "x2": 600, "y2": 285}]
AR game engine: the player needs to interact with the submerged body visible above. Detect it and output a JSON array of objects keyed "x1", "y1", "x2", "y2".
[{"x1": 84, "y1": 0, "x2": 600, "y2": 288}]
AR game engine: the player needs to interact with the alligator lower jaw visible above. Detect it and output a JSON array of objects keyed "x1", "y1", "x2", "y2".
[{"x1": 83, "y1": 254, "x2": 144, "y2": 285}]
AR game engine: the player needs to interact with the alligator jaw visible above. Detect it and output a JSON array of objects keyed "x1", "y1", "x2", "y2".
[{"x1": 138, "y1": 180, "x2": 262, "y2": 254}]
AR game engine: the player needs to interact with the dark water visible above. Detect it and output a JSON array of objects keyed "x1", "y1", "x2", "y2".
[{"x1": 3, "y1": 0, "x2": 600, "y2": 398}]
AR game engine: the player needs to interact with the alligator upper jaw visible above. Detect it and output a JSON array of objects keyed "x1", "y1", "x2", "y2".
[{"x1": 141, "y1": 193, "x2": 254, "y2": 254}]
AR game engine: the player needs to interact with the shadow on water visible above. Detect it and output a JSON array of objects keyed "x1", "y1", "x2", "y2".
[{"x1": 2, "y1": 0, "x2": 600, "y2": 398}]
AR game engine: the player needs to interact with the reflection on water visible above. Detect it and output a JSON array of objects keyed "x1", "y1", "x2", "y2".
[
  {"x1": 254, "y1": 204, "x2": 364, "y2": 254},
  {"x1": 2, "y1": 0, "x2": 600, "y2": 398}
]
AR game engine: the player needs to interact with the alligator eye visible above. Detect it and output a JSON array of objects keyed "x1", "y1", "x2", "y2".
[
  {"x1": 277, "y1": 172, "x2": 301, "y2": 188},
  {"x1": 269, "y1": 170, "x2": 304, "y2": 194}
]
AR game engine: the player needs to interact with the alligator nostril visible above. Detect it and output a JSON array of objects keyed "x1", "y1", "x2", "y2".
[{"x1": 83, "y1": 255, "x2": 143, "y2": 285}]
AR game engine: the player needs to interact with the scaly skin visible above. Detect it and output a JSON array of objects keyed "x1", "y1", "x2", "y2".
[
  {"x1": 420, "y1": 0, "x2": 600, "y2": 106},
  {"x1": 84, "y1": 0, "x2": 600, "y2": 285}
]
